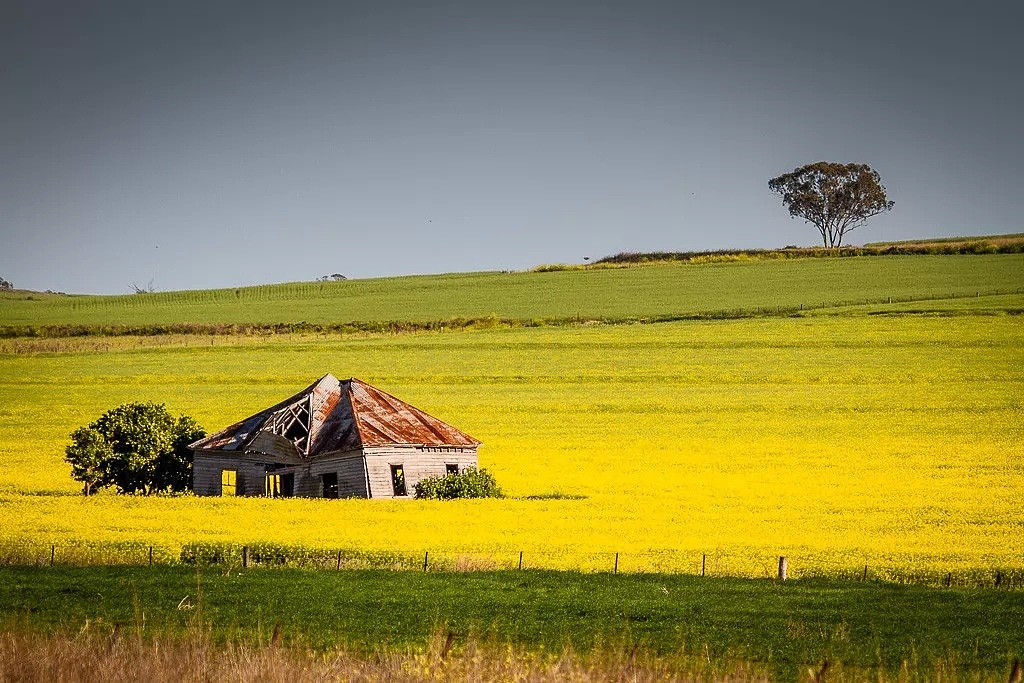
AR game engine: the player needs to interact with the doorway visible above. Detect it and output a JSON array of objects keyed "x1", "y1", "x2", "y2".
[
  {"x1": 390, "y1": 465, "x2": 406, "y2": 496},
  {"x1": 321, "y1": 472, "x2": 339, "y2": 499}
]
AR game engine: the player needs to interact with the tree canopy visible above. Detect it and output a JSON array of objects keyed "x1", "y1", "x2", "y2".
[
  {"x1": 769, "y1": 162, "x2": 894, "y2": 248},
  {"x1": 64, "y1": 403, "x2": 205, "y2": 495}
]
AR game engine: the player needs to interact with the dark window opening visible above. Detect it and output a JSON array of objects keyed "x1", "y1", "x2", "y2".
[
  {"x1": 446, "y1": 463, "x2": 459, "y2": 475},
  {"x1": 390, "y1": 465, "x2": 407, "y2": 496},
  {"x1": 281, "y1": 473, "x2": 294, "y2": 498},
  {"x1": 322, "y1": 472, "x2": 339, "y2": 499}
]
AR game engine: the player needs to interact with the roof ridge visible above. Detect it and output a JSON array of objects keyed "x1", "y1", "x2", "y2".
[
  {"x1": 343, "y1": 378, "x2": 369, "y2": 449},
  {"x1": 305, "y1": 374, "x2": 342, "y2": 454}
]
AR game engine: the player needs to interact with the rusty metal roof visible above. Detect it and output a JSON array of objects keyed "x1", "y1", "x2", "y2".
[{"x1": 190, "y1": 374, "x2": 480, "y2": 458}]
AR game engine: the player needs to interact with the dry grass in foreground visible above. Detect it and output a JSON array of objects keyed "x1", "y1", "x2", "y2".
[
  {"x1": 0, "y1": 627, "x2": 770, "y2": 683},
  {"x1": 1, "y1": 626, "x2": 1020, "y2": 683}
]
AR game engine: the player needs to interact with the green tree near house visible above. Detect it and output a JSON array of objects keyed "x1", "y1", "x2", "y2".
[
  {"x1": 65, "y1": 403, "x2": 205, "y2": 495},
  {"x1": 64, "y1": 427, "x2": 111, "y2": 496}
]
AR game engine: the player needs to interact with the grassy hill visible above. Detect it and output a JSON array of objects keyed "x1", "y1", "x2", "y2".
[{"x1": 1, "y1": 254, "x2": 1022, "y2": 331}]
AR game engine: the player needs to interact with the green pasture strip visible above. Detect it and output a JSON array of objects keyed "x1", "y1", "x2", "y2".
[
  {"x1": 806, "y1": 292, "x2": 1024, "y2": 317},
  {"x1": 1, "y1": 566, "x2": 1021, "y2": 677},
  {"x1": 2, "y1": 288, "x2": 1023, "y2": 340},
  {"x1": 0, "y1": 292, "x2": 1021, "y2": 353},
  {"x1": 1, "y1": 255, "x2": 1021, "y2": 328}
]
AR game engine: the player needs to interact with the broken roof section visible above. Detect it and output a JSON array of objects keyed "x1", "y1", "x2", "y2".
[{"x1": 191, "y1": 374, "x2": 481, "y2": 457}]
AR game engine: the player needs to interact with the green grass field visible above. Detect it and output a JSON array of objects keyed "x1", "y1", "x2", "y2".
[
  {"x1": 1, "y1": 254, "x2": 1021, "y2": 327},
  {"x1": 2, "y1": 566, "x2": 1022, "y2": 678}
]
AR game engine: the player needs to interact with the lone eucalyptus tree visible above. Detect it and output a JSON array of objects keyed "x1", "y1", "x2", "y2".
[{"x1": 769, "y1": 162, "x2": 894, "y2": 248}]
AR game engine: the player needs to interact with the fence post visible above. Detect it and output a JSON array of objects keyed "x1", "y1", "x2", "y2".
[
  {"x1": 862, "y1": 565, "x2": 868, "y2": 581},
  {"x1": 702, "y1": 554, "x2": 706, "y2": 577},
  {"x1": 50, "y1": 545, "x2": 55, "y2": 567},
  {"x1": 778, "y1": 556, "x2": 788, "y2": 581},
  {"x1": 996, "y1": 571, "x2": 1002, "y2": 587},
  {"x1": 336, "y1": 550, "x2": 342, "y2": 570},
  {"x1": 518, "y1": 551, "x2": 523, "y2": 570},
  {"x1": 242, "y1": 546, "x2": 249, "y2": 569},
  {"x1": 149, "y1": 546, "x2": 153, "y2": 566},
  {"x1": 614, "y1": 553, "x2": 619, "y2": 574},
  {"x1": 423, "y1": 551, "x2": 429, "y2": 572},
  {"x1": 945, "y1": 572, "x2": 952, "y2": 587}
]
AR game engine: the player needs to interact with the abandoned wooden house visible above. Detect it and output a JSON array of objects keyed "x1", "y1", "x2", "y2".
[{"x1": 189, "y1": 374, "x2": 480, "y2": 499}]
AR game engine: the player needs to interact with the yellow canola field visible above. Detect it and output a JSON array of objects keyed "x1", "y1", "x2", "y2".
[{"x1": 0, "y1": 316, "x2": 1021, "y2": 578}]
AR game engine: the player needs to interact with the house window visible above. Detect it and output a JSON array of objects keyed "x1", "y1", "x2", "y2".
[
  {"x1": 265, "y1": 473, "x2": 281, "y2": 498},
  {"x1": 446, "y1": 463, "x2": 459, "y2": 475},
  {"x1": 390, "y1": 465, "x2": 407, "y2": 496},
  {"x1": 322, "y1": 472, "x2": 339, "y2": 499},
  {"x1": 221, "y1": 469, "x2": 237, "y2": 496}
]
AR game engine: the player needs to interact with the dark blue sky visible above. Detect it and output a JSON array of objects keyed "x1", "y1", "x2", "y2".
[{"x1": 2, "y1": 0, "x2": 1021, "y2": 293}]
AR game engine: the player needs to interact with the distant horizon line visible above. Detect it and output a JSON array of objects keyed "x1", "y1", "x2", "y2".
[{"x1": 3, "y1": 231, "x2": 1020, "y2": 298}]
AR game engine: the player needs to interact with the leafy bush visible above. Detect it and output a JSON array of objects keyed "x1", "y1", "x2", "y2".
[{"x1": 414, "y1": 467, "x2": 504, "y2": 500}]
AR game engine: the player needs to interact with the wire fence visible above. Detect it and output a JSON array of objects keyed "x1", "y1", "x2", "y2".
[{"x1": 1, "y1": 540, "x2": 1020, "y2": 590}]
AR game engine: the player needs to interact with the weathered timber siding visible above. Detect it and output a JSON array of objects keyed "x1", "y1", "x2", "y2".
[
  {"x1": 309, "y1": 453, "x2": 368, "y2": 498},
  {"x1": 194, "y1": 447, "x2": 476, "y2": 498},
  {"x1": 193, "y1": 452, "x2": 268, "y2": 497},
  {"x1": 290, "y1": 466, "x2": 318, "y2": 498},
  {"x1": 364, "y1": 447, "x2": 478, "y2": 498},
  {"x1": 245, "y1": 432, "x2": 304, "y2": 462}
]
